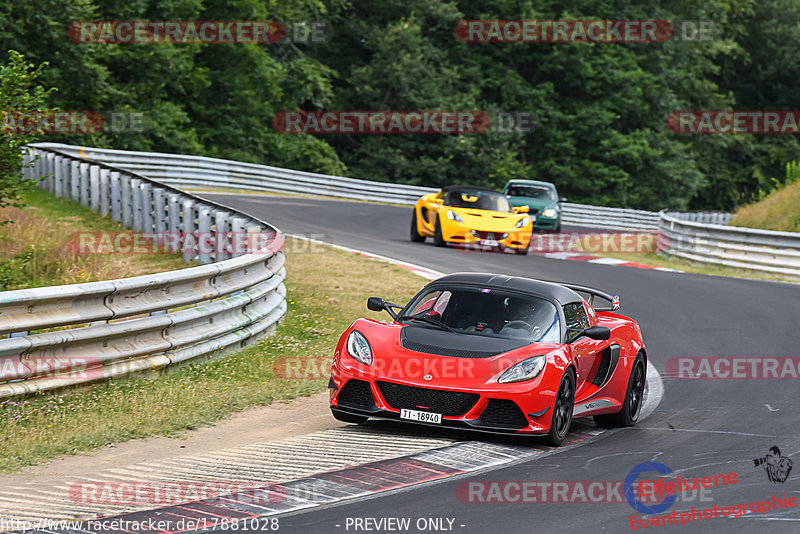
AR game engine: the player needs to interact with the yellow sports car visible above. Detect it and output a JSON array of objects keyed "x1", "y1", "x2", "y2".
[{"x1": 410, "y1": 185, "x2": 532, "y2": 254}]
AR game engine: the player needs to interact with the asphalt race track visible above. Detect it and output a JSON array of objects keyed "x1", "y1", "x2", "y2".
[{"x1": 202, "y1": 194, "x2": 800, "y2": 534}]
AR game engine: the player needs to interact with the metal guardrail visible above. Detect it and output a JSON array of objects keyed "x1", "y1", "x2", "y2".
[
  {"x1": 32, "y1": 143, "x2": 662, "y2": 231},
  {"x1": 657, "y1": 211, "x2": 800, "y2": 278},
  {"x1": 32, "y1": 143, "x2": 800, "y2": 278},
  {"x1": 0, "y1": 147, "x2": 287, "y2": 398}
]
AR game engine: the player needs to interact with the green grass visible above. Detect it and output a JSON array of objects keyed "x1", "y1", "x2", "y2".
[
  {"x1": 731, "y1": 179, "x2": 800, "y2": 233},
  {"x1": 0, "y1": 187, "x2": 189, "y2": 291},
  {"x1": 0, "y1": 238, "x2": 423, "y2": 473}
]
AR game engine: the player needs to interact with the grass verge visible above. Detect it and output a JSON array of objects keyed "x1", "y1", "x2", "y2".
[
  {"x1": 0, "y1": 188, "x2": 189, "y2": 291},
  {"x1": 731, "y1": 179, "x2": 800, "y2": 233},
  {"x1": 0, "y1": 237, "x2": 423, "y2": 473}
]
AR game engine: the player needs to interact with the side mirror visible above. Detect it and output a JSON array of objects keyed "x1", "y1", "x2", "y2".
[
  {"x1": 583, "y1": 326, "x2": 611, "y2": 340},
  {"x1": 367, "y1": 297, "x2": 385, "y2": 312},
  {"x1": 569, "y1": 325, "x2": 611, "y2": 342},
  {"x1": 559, "y1": 197, "x2": 568, "y2": 203},
  {"x1": 514, "y1": 205, "x2": 530, "y2": 213},
  {"x1": 367, "y1": 297, "x2": 401, "y2": 319}
]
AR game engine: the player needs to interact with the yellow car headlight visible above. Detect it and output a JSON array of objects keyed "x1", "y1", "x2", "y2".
[
  {"x1": 446, "y1": 209, "x2": 465, "y2": 223},
  {"x1": 515, "y1": 216, "x2": 530, "y2": 229}
]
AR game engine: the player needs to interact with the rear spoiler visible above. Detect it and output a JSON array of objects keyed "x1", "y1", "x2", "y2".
[{"x1": 561, "y1": 283, "x2": 620, "y2": 311}]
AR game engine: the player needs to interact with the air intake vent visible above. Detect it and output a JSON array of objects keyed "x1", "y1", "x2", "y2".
[
  {"x1": 337, "y1": 379, "x2": 374, "y2": 408},
  {"x1": 377, "y1": 381, "x2": 479, "y2": 417}
]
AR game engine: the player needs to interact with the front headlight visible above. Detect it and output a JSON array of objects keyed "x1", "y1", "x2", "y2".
[
  {"x1": 498, "y1": 355, "x2": 546, "y2": 383},
  {"x1": 346, "y1": 330, "x2": 373, "y2": 365},
  {"x1": 515, "y1": 216, "x2": 530, "y2": 228},
  {"x1": 446, "y1": 209, "x2": 465, "y2": 223},
  {"x1": 542, "y1": 209, "x2": 557, "y2": 218}
]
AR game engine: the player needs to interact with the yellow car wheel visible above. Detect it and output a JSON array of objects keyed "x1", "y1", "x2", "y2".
[
  {"x1": 433, "y1": 217, "x2": 446, "y2": 247},
  {"x1": 410, "y1": 210, "x2": 425, "y2": 242}
]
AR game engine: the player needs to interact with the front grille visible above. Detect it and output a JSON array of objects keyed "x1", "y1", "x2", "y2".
[
  {"x1": 470, "y1": 230, "x2": 509, "y2": 240},
  {"x1": 529, "y1": 209, "x2": 540, "y2": 216},
  {"x1": 337, "y1": 379, "x2": 374, "y2": 408},
  {"x1": 377, "y1": 381, "x2": 479, "y2": 417},
  {"x1": 478, "y1": 399, "x2": 529, "y2": 429}
]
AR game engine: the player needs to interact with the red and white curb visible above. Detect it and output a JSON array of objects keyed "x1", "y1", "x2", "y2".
[
  {"x1": 541, "y1": 252, "x2": 682, "y2": 273},
  {"x1": 25, "y1": 365, "x2": 662, "y2": 533}
]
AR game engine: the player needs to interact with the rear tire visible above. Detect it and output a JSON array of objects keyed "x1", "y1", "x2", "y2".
[
  {"x1": 331, "y1": 409, "x2": 368, "y2": 425},
  {"x1": 545, "y1": 369, "x2": 575, "y2": 446},
  {"x1": 433, "y1": 217, "x2": 446, "y2": 247},
  {"x1": 593, "y1": 353, "x2": 646, "y2": 427},
  {"x1": 410, "y1": 210, "x2": 425, "y2": 242}
]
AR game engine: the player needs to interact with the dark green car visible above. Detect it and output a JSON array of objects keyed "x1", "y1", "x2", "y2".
[{"x1": 501, "y1": 180, "x2": 565, "y2": 232}]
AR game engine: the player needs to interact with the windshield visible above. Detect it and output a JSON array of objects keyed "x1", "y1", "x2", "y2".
[
  {"x1": 444, "y1": 190, "x2": 512, "y2": 212},
  {"x1": 402, "y1": 286, "x2": 560, "y2": 343},
  {"x1": 507, "y1": 184, "x2": 556, "y2": 200}
]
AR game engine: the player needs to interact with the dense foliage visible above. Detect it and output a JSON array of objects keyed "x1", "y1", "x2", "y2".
[{"x1": 2, "y1": 0, "x2": 799, "y2": 210}]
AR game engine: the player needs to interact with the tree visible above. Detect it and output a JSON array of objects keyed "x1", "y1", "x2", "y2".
[{"x1": 0, "y1": 50, "x2": 55, "y2": 214}]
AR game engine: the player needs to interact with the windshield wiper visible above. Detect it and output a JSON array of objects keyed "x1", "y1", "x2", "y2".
[{"x1": 397, "y1": 314, "x2": 458, "y2": 333}]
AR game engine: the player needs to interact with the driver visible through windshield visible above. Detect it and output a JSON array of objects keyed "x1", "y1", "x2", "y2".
[{"x1": 401, "y1": 286, "x2": 560, "y2": 343}]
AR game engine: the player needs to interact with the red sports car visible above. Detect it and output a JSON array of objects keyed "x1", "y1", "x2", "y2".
[{"x1": 328, "y1": 273, "x2": 647, "y2": 445}]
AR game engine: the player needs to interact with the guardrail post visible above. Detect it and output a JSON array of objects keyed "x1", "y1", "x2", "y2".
[
  {"x1": 153, "y1": 187, "x2": 167, "y2": 235},
  {"x1": 99, "y1": 169, "x2": 110, "y2": 215},
  {"x1": 109, "y1": 171, "x2": 121, "y2": 222},
  {"x1": 215, "y1": 210, "x2": 230, "y2": 262},
  {"x1": 198, "y1": 204, "x2": 212, "y2": 265},
  {"x1": 120, "y1": 174, "x2": 132, "y2": 228},
  {"x1": 140, "y1": 182, "x2": 153, "y2": 233},
  {"x1": 131, "y1": 178, "x2": 143, "y2": 231},
  {"x1": 79, "y1": 162, "x2": 90, "y2": 207},
  {"x1": 167, "y1": 194, "x2": 181, "y2": 254},
  {"x1": 70, "y1": 160, "x2": 81, "y2": 201},
  {"x1": 54, "y1": 155, "x2": 64, "y2": 197},
  {"x1": 89, "y1": 165, "x2": 101, "y2": 211},
  {"x1": 41, "y1": 152, "x2": 55, "y2": 193},
  {"x1": 231, "y1": 217, "x2": 246, "y2": 258},
  {"x1": 182, "y1": 198, "x2": 196, "y2": 263},
  {"x1": 246, "y1": 223, "x2": 262, "y2": 253}
]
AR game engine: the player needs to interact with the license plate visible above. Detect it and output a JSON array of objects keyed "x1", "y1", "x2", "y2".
[
  {"x1": 480, "y1": 239, "x2": 499, "y2": 246},
  {"x1": 400, "y1": 408, "x2": 442, "y2": 424}
]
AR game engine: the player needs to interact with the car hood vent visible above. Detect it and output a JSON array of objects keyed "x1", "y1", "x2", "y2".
[{"x1": 400, "y1": 327, "x2": 528, "y2": 358}]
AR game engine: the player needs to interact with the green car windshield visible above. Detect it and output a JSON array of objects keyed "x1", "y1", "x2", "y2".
[{"x1": 507, "y1": 184, "x2": 555, "y2": 200}]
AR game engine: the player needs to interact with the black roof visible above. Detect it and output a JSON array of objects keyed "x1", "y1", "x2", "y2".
[
  {"x1": 426, "y1": 272, "x2": 584, "y2": 305},
  {"x1": 440, "y1": 185, "x2": 499, "y2": 193}
]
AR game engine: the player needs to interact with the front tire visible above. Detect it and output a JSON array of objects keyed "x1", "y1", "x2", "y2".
[
  {"x1": 410, "y1": 210, "x2": 425, "y2": 242},
  {"x1": 433, "y1": 217, "x2": 446, "y2": 247},
  {"x1": 545, "y1": 369, "x2": 575, "y2": 446},
  {"x1": 514, "y1": 245, "x2": 529, "y2": 255},
  {"x1": 594, "y1": 353, "x2": 646, "y2": 427},
  {"x1": 331, "y1": 409, "x2": 368, "y2": 425}
]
